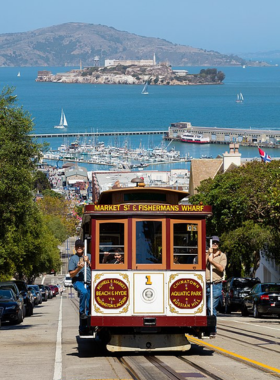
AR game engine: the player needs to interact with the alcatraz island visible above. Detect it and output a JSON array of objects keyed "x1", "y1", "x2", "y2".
[{"x1": 36, "y1": 58, "x2": 225, "y2": 86}]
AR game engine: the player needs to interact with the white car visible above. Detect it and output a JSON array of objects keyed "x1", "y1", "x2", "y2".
[{"x1": 64, "y1": 275, "x2": 72, "y2": 287}]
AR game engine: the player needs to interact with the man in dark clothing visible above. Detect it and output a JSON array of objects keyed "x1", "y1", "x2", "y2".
[{"x1": 68, "y1": 239, "x2": 91, "y2": 332}]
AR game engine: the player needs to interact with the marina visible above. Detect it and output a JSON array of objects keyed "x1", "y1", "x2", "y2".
[{"x1": 43, "y1": 140, "x2": 191, "y2": 170}]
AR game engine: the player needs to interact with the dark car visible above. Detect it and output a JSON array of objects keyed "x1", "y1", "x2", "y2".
[
  {"x1": 28, "y1": 287, "x2": 39, "y2": 305},
  {"x1": 44, "y1": 285, "x2": 53, "y2": 299},
  {"x1": 0, "y1": 281, "x2": 26, "y2": 318},
  {"x1": 0, "y1": 289, "x2": 24, "y2": 324},
  {"x1": 242, "y1": 283, "x2": 280, "y2": 318},
  {"x1": 28, "y1": 285, "x2": 43, "y2": 304},
  {"x1": 38, "y1": 284, "x2": 48, "y2": 302},
  {"x1": 224, "y1": 277, "x2": 261, "y2": 313},
  {"x1": 12, "y1": 280, "x2": 34, "y2": 316}
]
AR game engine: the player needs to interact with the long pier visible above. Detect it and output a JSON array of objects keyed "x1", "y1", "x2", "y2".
[
  {"x1": 31, "y1": 131, "x2": 166, "y2": 139},
  {"x1": 31, "y1": 124, "x2": 280, "y2": 148}
]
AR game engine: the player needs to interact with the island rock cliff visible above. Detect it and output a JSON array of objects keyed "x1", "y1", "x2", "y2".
[{"x1": 36, "y1": 65, "x2": 225, "y2": 86}]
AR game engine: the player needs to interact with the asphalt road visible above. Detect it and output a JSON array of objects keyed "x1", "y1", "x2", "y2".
[{"x1": 1, "y1": 276, "x2": 280, "y2": 380}]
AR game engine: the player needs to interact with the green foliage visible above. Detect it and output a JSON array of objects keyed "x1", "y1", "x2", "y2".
[
  {"x1": 33, "y1": 170, "x2": 51, "y2": 192},
  {"x1": 75, "y1": 204, "x2": 84, "y2": 218},
  {"x1": 198, "y1": 68, "x2": 225, "y2": 82},
  {"x1": 37, "y1": 195, "x2": 77, "y2": 241},
  {"x1": 0, "y1": 87, "x2": 61, "y2": 281},
  {"x1": 190, "y1": 160, "x2": 280, "y2": 276},
  {"x1": 42, "y1": 189, "x2": 64, "y2": 199}
]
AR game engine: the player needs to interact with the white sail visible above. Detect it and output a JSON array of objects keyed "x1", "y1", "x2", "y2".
[
  {"x1": 17, "y1": 72, "x2": 20, "y2": 77},
  {"x1": 54, "y1": 109, "x2": 68, "y2": 129},
  {"x1": 141, "y1": 82, "x2": 149, "y2": 95},
  {"x1": 236, "y1": 92, "x2": 244, "y2": 103}
]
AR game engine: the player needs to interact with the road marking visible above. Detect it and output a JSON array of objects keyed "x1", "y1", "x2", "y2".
[
  {"x1": 218, "y1": 317, "x2": 280, "y2": 331},
  {"x1": 186, "y1": 335, "x2": 280, "y2": 374},
  {"x1": 53, "y1": 295, "x2": 63, "y2": 380}
]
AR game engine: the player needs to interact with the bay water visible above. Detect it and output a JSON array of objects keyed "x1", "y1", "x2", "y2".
[{"x1": 1, "y1": 65, "x2": 280, "y2": 171}]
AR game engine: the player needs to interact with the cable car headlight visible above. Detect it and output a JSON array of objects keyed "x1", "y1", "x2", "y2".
[{"x1": 142, "y1": 288, "x2": 155, "y2": 302}]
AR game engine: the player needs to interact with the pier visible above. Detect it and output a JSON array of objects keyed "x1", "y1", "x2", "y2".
[
  {"x1": 31, "y1": 123, "x2": 280, "y2": 148},
  {"x1": 165, "y1": 122, "x2": 280, "y2": 148},
  {"x1": 31, "y1": 130, "x2": 166, "y2": 139}
]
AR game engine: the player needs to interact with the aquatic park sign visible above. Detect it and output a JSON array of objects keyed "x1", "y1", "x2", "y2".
[{"x1": 89, "y1": 204, "x2": 211, "y2": 213}]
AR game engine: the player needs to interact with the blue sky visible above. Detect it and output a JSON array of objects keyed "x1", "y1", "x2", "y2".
[{"x1": 0, "y1": 0, "x2": 278, "y2": 54}]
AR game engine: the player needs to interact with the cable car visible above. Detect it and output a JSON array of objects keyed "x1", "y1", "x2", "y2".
[{"x1": 80, "y1": 185, "x2": 214, "y2": 351}]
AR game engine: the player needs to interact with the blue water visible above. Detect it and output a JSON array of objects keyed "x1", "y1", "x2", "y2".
[{"x1": 1, "y1": 65, "x2": 280, "y2": 171}]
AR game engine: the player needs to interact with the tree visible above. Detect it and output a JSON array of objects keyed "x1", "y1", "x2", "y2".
[
  {"x1": 37, "y1": 195, "x2": 77, "y2": 241},
  {"x1": 0, "y1": 87, "x2": 61, "y2": 281},
  {"x1": 190, "y1": 160, "x2": 280, "y2": 276},
  {"x1": 33, "y1": 170, "x2": 51, "y2": 193}
]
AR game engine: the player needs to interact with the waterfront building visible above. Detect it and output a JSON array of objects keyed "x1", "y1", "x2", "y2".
[{"x1": 167, "y1": 122, "x2": 280, "y2": 147}]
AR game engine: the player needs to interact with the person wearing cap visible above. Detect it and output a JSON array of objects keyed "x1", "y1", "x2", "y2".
[
  {"x1": 206, "y1": 236, "x2": 227, "y2": 337},
  {"x1": 68, "y1": 239, "x2": 91, "y2": 331}
]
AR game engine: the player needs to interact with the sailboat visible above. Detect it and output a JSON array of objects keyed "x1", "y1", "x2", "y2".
[
  {"x1": 236, "y1": 93, "x2": 244, "y2": 103},
  {"x1": 141, "y1": 82, "x2": 149, "y2": 95},
  {"x1": 17, "y1": 72, "x2": 20, "y2": 77},
  {"x1": 54, "y1": 109, "x2": 68, "y2": 129}
]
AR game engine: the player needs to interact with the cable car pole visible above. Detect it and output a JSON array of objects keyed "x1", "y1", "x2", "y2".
[{"x1": 209, "y1": 238, "x2": 213, "y2": 315}]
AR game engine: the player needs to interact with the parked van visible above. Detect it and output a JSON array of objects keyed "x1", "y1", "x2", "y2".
[{"x1": 64, "y1": 275, "x2": 72, "y2": 287}]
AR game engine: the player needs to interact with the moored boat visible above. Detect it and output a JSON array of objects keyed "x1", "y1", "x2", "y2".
[{"x1": 180, "y1": 133, "x2": 210, "y2": 144}]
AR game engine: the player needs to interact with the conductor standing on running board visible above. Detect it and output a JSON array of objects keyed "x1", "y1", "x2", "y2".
[
  {"x1": 68, "y1": 239, "x2": 91, "y2": 334},
  {"x1": 206, "y1": 236, "x2": 227, "y2": 337}
]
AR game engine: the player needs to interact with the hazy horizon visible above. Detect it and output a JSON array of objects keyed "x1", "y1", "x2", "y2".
[{"x1": 1, "y1": 0, "x2": 279, "y2": 56}]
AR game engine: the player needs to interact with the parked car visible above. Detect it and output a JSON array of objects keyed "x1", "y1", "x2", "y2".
[
  {"x1": 224, "y1": 277, "x2": 261, "y2": 313},
  {"x1": 28, "y1": 285, "x2": 43, "y2": 304},
  {"x1": 48, "y1": 285, "x2": 59, "y2": 297},
  {"x1": 44, "y1": 285, "x2": 53, "y2": 299},
  {"x1": 38, "y1": 285, "x2": 48, "y2": 302},
  {"x1": 0, "y1": 281, "x2": 26, "y2": 318},
  {"x1": 64, "y1": 275, "x2": 72, "y2": 287},
  {"x1": 242, "y1": 283, "x2": 280, "y2": 318},
  {"x1": 0, "y1": 289, "x2": 24, "y2": 324},
  {"x1": 11, "y1": 280, "x2": 34, "y2": 316},
  {"x1": 28, "y1": 286, "x2": 39, "y2": 305}
]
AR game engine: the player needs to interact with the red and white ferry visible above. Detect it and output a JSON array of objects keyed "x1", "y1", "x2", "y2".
[{"x1": 180, "y1": 133, "x2": 210, "y2": 144}]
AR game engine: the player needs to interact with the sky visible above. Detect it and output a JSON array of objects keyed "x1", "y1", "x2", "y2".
[{"x1": 0, "y1": 0, "x2": 279, "y2": 55}]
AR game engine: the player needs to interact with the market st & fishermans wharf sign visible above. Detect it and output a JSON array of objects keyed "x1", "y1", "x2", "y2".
[{"x1": 91, "y1": 204, "x2": 210, "y2": 212}]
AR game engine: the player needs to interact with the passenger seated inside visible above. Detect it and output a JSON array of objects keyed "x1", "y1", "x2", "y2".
[
  {"x1": 102, "y1": 248, "x2": 124, "y2": 264},
  {"x1": 174, "y1": 255, "x2": 181, "y2": 264}
]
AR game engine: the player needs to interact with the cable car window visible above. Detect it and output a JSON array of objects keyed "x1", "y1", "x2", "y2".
[
  {"x1": 136, "y1": 221, "x2": 162, "y2": 264},
  {"x1": 99, "y1": 223, "x2": 125, "y2": 264},
  {"x1": 173, "y1": 223, "x2": 198, "y2": 264}
]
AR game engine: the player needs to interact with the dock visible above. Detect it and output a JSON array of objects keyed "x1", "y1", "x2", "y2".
[
  {"x1": 31, "y1": 123, "x2": 280, "y2": 148},
  {"x1": 165, "y1": 122, "x2": 280, "y2": 148},
  {"x1": 31, "y1": 130, "x2": 166, "y2": 139}
]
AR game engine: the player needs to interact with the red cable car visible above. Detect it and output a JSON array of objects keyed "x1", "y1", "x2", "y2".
[{"x1": 81, "y1": 186, "x2": 214, "y2": 352}]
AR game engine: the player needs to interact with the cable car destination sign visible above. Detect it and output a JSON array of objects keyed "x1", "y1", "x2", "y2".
[{"x1": 92, "y1": 204, "x2": 210, "y2": 213}]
